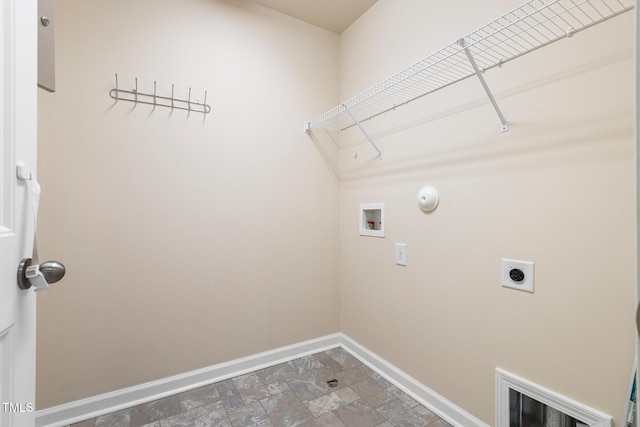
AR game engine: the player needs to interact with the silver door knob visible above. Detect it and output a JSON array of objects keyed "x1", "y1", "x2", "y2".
[
  {"x1": 17, "y1": 258, "x2": 66, "y2": 290},
  {"x1": 39, "y1": 261, "x2": 66, "y2": 283}
]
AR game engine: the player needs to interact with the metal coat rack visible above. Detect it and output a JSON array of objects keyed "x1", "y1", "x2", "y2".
[
  {"x1": 109, "y1": 74, "x2": 211, "y2": 114},
  {"x1": 304, "y1": 0, "x2": 635, "y2": 159}
]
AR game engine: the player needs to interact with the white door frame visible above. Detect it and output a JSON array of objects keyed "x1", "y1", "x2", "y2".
[{"x1": 1, "y1": 0, "x2": 39, "y2": 426}]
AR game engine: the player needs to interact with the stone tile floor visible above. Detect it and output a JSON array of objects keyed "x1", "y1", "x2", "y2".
[{"x1": 68, "y1": 348, "x2": 452, "y2": 427}]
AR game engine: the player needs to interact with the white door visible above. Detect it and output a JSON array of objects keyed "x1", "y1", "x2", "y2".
[{"x1": 1, "y1": 0, "x2": 39, "y2": 426}]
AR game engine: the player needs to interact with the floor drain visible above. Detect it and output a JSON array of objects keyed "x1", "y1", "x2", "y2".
[{"x1": 327, "y1": 379, "x2": 339, "y2": 388}]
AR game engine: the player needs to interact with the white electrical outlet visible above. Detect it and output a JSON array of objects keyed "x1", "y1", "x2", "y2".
[
  {"x1": 395, "y1": 243, "x2": 407, "y2": 266},
  {"x1": 501, "y1": 258, "x2": 534, "y2": 293}
]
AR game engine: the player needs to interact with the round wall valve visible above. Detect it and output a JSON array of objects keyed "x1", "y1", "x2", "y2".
[{"x1": 417, "y1": 186, "x2": 439, "y2": 213}]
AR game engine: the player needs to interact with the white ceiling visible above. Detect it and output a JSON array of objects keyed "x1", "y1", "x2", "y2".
[{"x1": 249, "y1": 0, "x2": 378, "y2": 34}]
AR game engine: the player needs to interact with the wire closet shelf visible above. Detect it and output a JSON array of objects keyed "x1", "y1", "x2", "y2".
[{"x1": 304, "y1": 0, "x2": 635, "y2": 132}]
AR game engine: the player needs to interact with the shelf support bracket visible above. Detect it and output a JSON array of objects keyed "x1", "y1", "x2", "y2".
[
  {"x1": 458, "y1": 39, "x2": 509, "y2": 133},
  {"x1": 343, "y1": 104, "x2": 383, "y2": 159}
]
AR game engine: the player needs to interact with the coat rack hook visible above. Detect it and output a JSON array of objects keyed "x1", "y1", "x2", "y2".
[
  {"x1": 108, "y1": 78, "x2": 210, "y2": 115},
  {"x1": 134, "y1": 78, "x2": 138, "y2": 104}
]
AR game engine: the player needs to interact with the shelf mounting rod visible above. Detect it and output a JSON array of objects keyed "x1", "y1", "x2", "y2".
[
  {"x1": 458, "y1": 39, "x2": 509, "y2": 133},
  {"x1": 343, "y1": 104, "x2": 383, "y2": 159}
]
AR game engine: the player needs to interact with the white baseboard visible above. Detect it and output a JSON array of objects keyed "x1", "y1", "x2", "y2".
[
  {"x1": 340, "y1": 335, "x2": 489, "y2": 427},
  {"x1": 35, "y1": 334, "x2": 342, "y2": 427},
  {"x1": 36, "y1": 333, "x2": 486, "y2": 427}
]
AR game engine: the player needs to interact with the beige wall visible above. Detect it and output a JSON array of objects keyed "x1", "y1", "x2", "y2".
[
  {"x1": 37, "y1": 0, "x2": 637, "y2": 424},
  {"x1": 338, "y1": 0, "x2": 636, "y2": 425},
  {"x1": 36, "y1": 0, "x2": 340, "y2": 409}
]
